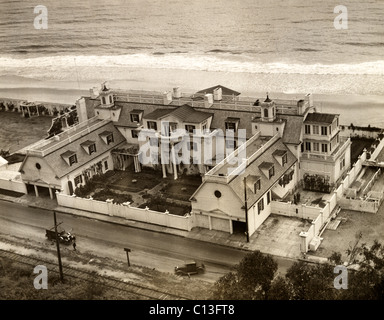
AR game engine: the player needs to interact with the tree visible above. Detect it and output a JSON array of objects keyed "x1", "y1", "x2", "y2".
[
  {"x1": 212, "y1": 250, "x2": 278, "y2": 300},
  {"x1": 267, "y1": 276, "x2": 293, "y2": 300}
]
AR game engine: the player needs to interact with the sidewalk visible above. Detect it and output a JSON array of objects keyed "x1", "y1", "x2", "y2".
[{"x1": 1, "y1": 193, "x2": 317, "y2": 263}]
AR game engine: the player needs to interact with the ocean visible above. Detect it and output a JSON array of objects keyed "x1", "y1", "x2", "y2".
[{"x1": 0, "y1": 0, "x2": 383, "y2": 124}]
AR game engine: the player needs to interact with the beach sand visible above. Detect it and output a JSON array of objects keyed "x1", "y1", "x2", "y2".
[{"x1": 0, "y1": 67, "x2": 383, "y2": 127}]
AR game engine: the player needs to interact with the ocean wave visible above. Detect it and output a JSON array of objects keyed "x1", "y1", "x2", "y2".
[{"x1": 0, "y1": 53, "x2": 383, "y2": 76}]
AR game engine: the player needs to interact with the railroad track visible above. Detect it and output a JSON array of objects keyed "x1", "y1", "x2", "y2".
[{"x1": 0, "y1": 249, "x2": 187, "y2": 300}]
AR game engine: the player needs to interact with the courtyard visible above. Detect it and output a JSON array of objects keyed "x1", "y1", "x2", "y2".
[{"x1": 74, "y1": 168, "x2": 203, "y2": 216}]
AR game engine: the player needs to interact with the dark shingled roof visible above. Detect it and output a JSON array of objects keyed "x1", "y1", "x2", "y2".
[
  {"x1": 196, "y1": 85, "x2": 241, "y2": 96},
  {"x1": 163, "y1": 105, "x2": 213, "y2": 124},
  {"x1": 144, "y1": 109, "x2": 173, "y2": 120},
  {"x1": 228, "y1": 138, "x2": 297, "y2": 208},
  {"x1": 304, "y1": 112, "x2": 338, "y2": 124},
  {"x1": 42, "y1": 121, "x2": 126, "y2": 178},
  {"x1": 281, "y1": 115, "x2": 304, "y2": 145}
]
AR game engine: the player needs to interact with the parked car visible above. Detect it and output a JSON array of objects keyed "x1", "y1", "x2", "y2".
[
  {"x1": 174, "y1": 260, "x2": 205, "y2": 277},
  {"x1": 45, "y1": 228, "x2": 75, "y2": 245}
]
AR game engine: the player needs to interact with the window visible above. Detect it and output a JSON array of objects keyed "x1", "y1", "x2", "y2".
[
  {"x1": 214, "y1": 190, "x2": 222, "y2": 198},
  {"x1": 131, "y1": 130, "x2": 139, "y2": 138},
  {"x1": 69, "y1": 154, "x2": 77, "y2": 166},
  {"x1": 106, "y1": 133, "x2": 114, "y2": 145},
  {"x1": 305, "y1": 142, "x2": 311, "y2": 151},
  {"x1": 35, "y1": 163, "x2": 41, "y2": 170},
  {"x1": 321, "y1": 143, "x2": 328, "y2": 153},
  {"x1": 170, "y1": 122, "x2": 178, "y2": 133},
  {"x1": 321, "y1": 126, "x2": 328, "y2": 136},
  {"x1": 202, "y1": 123, "x2": 207, "y2": 132},
  {"x1": 109, "y1": 96, "x2": 113, "y2": 104},
  {"x1": 313, "y1": 142, "x2": 319, "y2": 152},
  {"x1": 74, "y1": 175, "x2": 82, "y2": 186},
  {"x1": 301, "y1": 143, "x2": 304, "y2": 152},
  {"x1": 340, "y1": 157, "x2": 345, "y2": 170},
  {"x1": 305, "y1": 125, "x2": 311, "y2": 134},
  {"x1": 264, "y1": 108, "x2": 269, "y2": 118},
  {"x1": 130, "y1": 113, "x2": 140, "y2": 122},
  {"x1": 185, "y1": 125, "x2": 196, "y2": 134},
  {"x1": 313, "y1": 125, "x2": 319, "y2": 135},
  {"x1": 88, "y1": 143, "x2": 96, "y2": 155},
  {"x1": 267, "y1": 191, "x2": 271, "y2": 204},
  {"x1": 258, "y1": 198, "x2": 264, "y2": 214},
  {"x1": 102, "y1": 97, "x2": 106, "y2": 105},
  {"x1": 149, "y1": 137, "x2": 158, "y2": 147},
  {"x1": 187, "y1": 141, "x2": 197, "y2": 151},
  {"x1": 282, "y1": 153, "x2": 288, "y2": 166},
  {"x1": 225, "y1": 122, "x2": 237, "y2": 132},
  {"x1": 104, "y1": 160, "x2": 108, "y2": 171},
  {"x1": 226, "y1": 139, "x2": 237, "y2": 150},
  {"x1": 268, "y1": 166, "x2": 275, "y2": 179},
  {"x1": 254, "y1": 179, "x2": 261, "y2": 192},
  {"x1": 147, "y1": 121, "x2": 157, "y2": 130}
]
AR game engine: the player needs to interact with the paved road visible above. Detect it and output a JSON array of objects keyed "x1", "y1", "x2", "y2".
[{"x1": 0, "y1": 200, "x2": 294, "y2": 282}]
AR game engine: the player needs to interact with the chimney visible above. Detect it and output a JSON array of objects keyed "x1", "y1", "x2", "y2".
[
  {"x1": 306, "y1": 93, "x2": 313, "y2": 108},
  {"x1": 173, "y1": 86, "x2": 181, "y2": 99},
  {"x1": 297, "y1": 99, "x2": 305, "y2": 115},
  {"x1": 213, "y1": 87, "x2": 222, "y2": 101},
  {"x1": 90, "y1": 87, "x2": 99, "y2": 99},
  {"x1": 204, "y1": 94, "x2": 213, "y2": 108},
  {"x1": 163, "y1": 91, "x2": 172, "y2": 105}
]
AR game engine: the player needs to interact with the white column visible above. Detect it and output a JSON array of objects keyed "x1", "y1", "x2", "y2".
[
  {"x1": 162, "y1": 163, "x2": 167, "y2": 178},
  {"x1": 34, "y1": 184, "x2": 39, "y2": 197},
  {"x1": 48, "y1": 186, "x2": 53, "y2": 199},
  {"x1": 171, "y1": 145, "x2": 178, "y2": 180}
]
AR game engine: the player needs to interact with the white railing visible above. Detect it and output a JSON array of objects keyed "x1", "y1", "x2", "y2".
[{"x1": 26, "y1": 117, "x2": 111, "y2": 157}]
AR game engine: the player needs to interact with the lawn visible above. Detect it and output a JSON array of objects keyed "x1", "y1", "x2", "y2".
[
  {"x1": 160, "y1": 174, "x2": 202, "y2": 202},
  {"x1": 96, "y1": 168, "x2": 164, "y2": 193},
  {"x1": 0, "y1": 110, "x2": 53, "y2": 154}
]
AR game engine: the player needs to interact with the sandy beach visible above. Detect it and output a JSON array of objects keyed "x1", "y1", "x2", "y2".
[{"x1": 0, "y1": 68, "x2": 383, "y2": 128}]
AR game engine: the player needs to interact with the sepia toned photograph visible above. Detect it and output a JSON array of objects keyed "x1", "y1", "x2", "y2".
[{"x1": 0, "y1": 0, "x2": 383, "y2": 309}]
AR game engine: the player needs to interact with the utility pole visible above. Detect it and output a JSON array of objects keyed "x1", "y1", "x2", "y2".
[
  {"x1": 243, "y1": 177, "x2": 250, "y2": 243},
  {"x1": 53, "y1": 211, "x2": 64, "y2": 282}
]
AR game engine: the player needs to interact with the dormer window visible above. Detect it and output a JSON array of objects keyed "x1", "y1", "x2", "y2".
[
  {"x1": 147, "y1": 121, "x2": 158, "y2": 131},
  {"x1": 61, "y1": 150, "x2": 77, "y2": 166},
  {"x1": 89, "y1": 143, "x2": 96, "y2": 155},
  {"x1": 269, "y1": 166, "x2": 275, "y2": 179},
  {"x1": 106, "y1": 134, "x2": 114, "y2": 144},
  {"x1": 69, "y1": 154, "x2": 77, "y2": 166},
  {"x1": 81, "y1": 140, "x2": 97, "y2": 155},
  {"x1": 225, "y1": 117, "x2": 239, "y2": 132},
  {"x1": 273, "y1": 150, "x2": 288, "y2": 166},
  {"x1": 99, "y1": 131, "x2": 114, "y2": 145},
  {"x1": 246, "y1": 175, "x2": 261, "y2": 193},
  {"x1": 259, "y1": 162, "x2": 275, "y2": 180},
  {"x1": 282, "y1": 153, "x2": 287, "y2": 166},
  {"x1": 130, "y1": 110, "x2": 144, "y2": 123},
  {"x1": 130, "y1": 113, "x2": 139, "y2": 122}
]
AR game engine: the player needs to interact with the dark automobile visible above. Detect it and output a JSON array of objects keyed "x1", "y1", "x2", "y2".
[
  {"x1": 45, "y1": 228, "x2": 75, "y2": 245},
  {"x1": 174, "y1": 260, "x2": 205, "y2": 277}
]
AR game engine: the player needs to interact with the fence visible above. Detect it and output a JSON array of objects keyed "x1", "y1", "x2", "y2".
[
  {"x1": 0, "y1": 177, "x2": 27, "y2": 194},
  {"x1": 56, "y1": 192, "x2": 194, "y2": 231}
]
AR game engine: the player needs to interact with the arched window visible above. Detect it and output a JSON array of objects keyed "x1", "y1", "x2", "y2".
[
  {"x1": 109, "y1": 95, "x2": 113, "y2": 104},
  {"x1": 264, "y1": 108, "x2": 269, "y2": 118},
  {"x1": 102, "y1": 97, "x2": 106, "y2": 105}
]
